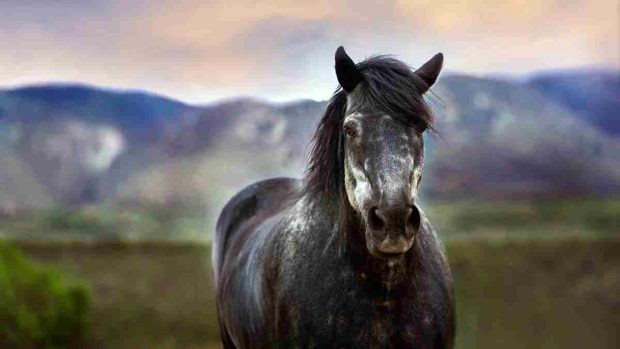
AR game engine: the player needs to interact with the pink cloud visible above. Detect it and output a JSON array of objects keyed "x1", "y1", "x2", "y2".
[{"x1": 0, "y1": 0, "x2": 617, "y2": 102}]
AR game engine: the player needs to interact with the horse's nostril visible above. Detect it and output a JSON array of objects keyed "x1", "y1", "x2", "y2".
[
  {"x1": 371, "y1": 205, "x2": 420, "y2": 233},
  {"x1": 408, "y1": 205, "x2": 421, "y2": 232},
  {"x1": 368, "y1": 207, "x2": 385, "y2": 230}
]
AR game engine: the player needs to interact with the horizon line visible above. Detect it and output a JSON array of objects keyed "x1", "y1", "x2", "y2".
[{"x1": 1, "y1": 64, "x2": 617, "y2": 106}]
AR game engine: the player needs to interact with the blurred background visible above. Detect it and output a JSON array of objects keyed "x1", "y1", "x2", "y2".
[{"x1": 0, "y1": 0, "x2": 618, "y2": 348}]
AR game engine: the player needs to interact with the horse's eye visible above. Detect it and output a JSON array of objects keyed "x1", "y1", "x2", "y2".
[{"x1": 344, "y1": 125, "x2": 357, "y2": 138}]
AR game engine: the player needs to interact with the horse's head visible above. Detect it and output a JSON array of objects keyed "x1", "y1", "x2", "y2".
[{"x1": 334, "y1": 47, "x2": 443, "y2": 259}]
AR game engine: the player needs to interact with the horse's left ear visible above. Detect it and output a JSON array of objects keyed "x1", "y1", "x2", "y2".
[{"x1": 415, "y1": 53, "x2": 444, "y2": 92}]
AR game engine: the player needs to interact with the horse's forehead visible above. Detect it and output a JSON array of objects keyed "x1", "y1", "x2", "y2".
[
  {"x1": 367, "y1": 116, "x2": 410, "y2": 142},
  {"x1": 344, "y1": 112, "x2": 402, "y2": 129},
  {"x1": 343, "y1": 111, "x2": 367, "y2": 123},
  {"x1": 344, "y1": 111, "x2": 414, "y2": 155}
]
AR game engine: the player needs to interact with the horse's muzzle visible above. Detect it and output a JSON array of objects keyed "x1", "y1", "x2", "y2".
[
  {"x1": 366, "y1": 204, "x2": 420, "y2": 256},
  {"x1": 376, "y1": 235, "x2": 415, "y2": 254}
]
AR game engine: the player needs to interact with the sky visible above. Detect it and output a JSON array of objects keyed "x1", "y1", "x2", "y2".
[{"x1": 0, "y1": 0, "x2": 618, "y2": 103}]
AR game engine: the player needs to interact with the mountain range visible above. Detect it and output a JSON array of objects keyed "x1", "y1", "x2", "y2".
[{"x1": 0, "y1": 69, "x2": 618, "y2": 217}]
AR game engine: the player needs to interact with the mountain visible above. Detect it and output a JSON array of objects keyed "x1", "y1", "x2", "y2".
[
  {"x1": 114, "y1": 73, "x2": 620, "y2": 218},
  {"x1": 528, "y1": 69, "x2": 620, "y2": 136},
  {"x1": 112, "y1": 98, "x2": 328, "y2": 214},
  {"x1": 0, "y1": 84, "x2": 200, "y2": 206},
  {"x1": 1, "y1": 84, "x2": 191, "y2": 131},
  {"x1": 0, "y1": 72, "x2": 618, "y2": 213},
  {"x1": 428, "y1": 74, "x2": 620, "y2": 199},
  {"x1": 0, "y1": 85, "x2": 327, "y2": 208}
]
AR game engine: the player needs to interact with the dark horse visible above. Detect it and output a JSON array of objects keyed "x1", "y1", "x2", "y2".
[{"x1": 213, "y1": 47, "x2": 454, "y2": 348}]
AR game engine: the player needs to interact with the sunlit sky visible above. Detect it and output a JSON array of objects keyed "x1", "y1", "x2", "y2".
[{"x1": 1, "y1": 0, "x2": 618, "y2": 103}]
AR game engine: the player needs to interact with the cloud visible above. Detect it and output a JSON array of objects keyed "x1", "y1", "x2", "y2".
[{"x1": 0, "y1": 0, "x2": 617, "y2": 102}]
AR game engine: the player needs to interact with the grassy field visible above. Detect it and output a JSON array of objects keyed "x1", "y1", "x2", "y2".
[
  {"x1": 2, "y1": 198, "x2": 619, "y2": 348},
  {"x1": 1, "y1": 198, "x2": 618, "y2": 242},
  {"x1": 10, "y1": 242, "x2": 221, "y2": 349},
  {"x1": 450, "y1": 237, "x2": 619, "y2": 349},
  {"x1": 425, "y1": 198, "x2": 620, "y2": 239},
  {"x1": 7, "y1": 237, "x2": 618, "y2": 349}
]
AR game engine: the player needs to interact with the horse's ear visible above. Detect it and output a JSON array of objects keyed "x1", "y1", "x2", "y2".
[
  {"x1": 335, "y1": 46, "x2": 363, "y2": 93},
  {"x1": 415, "y1": 53, "x2": 444, "y2": 92}
]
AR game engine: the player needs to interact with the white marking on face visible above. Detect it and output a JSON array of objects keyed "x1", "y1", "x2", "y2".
[
  {"x1": 343, "y1": 110, "x2": 425, "y2": 213},
  {"x1": 344, "y1": 157, "x2": 371, "y2": 211},
  {"x1": 377, "y1": 150, "x2": 414, "y2": 204},
  {"x1": 411, "y1": 166, "x2": 423, "y2": 199},
  {"x1": 344, "y1": 112, "x2": 362, "y2": 123}
]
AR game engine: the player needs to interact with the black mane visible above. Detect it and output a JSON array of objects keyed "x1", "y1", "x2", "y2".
[{"x1": 304, "y1": 55, "x2": 436, "y2": 199}]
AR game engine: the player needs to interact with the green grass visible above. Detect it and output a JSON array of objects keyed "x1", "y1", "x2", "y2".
[
  {"x1": 1, "y1": 198, "x2": 618, "y2": 348},
  {"x1": 426, "y1": 198, "x2": 620, "y2": 240},
  {"x1": 449, "y1": 237, "x2": 619, "y2": 349},
  {"x1": 0, "y1": 203, "x2": 211, "y2": 242},
  {"x1": 0, "y1": 243, "x2": 90, "y2": 349},
  {"x1": 11, "y1": 241, "x2": 221, "y2": 349},
  {"x1": 2, "y1": 198, "x2": 617, "y2": 242},
  {"x1": 8, "y1": 237, "x2": 619, "y2": 349}
]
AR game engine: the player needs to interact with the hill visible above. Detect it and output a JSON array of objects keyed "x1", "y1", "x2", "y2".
[
  {"x1": 0, "y1": 71, "x2": 618, "y2": 214},
  {"x1": 528, "y1": 69, "x2": 620, "y2": 136}
]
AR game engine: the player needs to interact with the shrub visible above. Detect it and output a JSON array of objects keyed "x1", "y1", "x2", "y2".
[{"x1": 0, "y1": 243, "x2": 90, "y2": 349}]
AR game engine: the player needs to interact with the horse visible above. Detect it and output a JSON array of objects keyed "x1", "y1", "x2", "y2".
[{"x1": 213, "y1": 46, "x2": 455, "y2": 349}]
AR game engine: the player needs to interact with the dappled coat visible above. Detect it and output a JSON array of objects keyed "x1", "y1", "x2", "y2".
[{"x1": 213, "y1": 47, "x2": 455, "y2": 349}]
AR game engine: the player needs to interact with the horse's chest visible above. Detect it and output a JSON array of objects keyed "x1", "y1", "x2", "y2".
[{"x1": 276, "y1": 276, "x2": 437, "y2": 348}]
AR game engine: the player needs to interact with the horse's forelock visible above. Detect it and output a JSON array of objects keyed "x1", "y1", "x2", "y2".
[{"x1": 353, "y1": 55, "x2": 436, "y2": 132}]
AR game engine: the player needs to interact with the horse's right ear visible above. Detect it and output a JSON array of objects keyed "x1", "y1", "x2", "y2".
[
  {"x1": 415, "y1": 53, "x2": 444, "y2": 92},
  {"x1": 335, "y1": 46, "x2": 363, "y2": 93}
]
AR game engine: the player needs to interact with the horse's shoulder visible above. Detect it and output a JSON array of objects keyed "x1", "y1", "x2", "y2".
[
  {"x1": 213, "y1": 177, "x2": 301, "y2": 281},
  {"x1": 222, "y1": 177, "x2": 301, "y2": 219}
]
